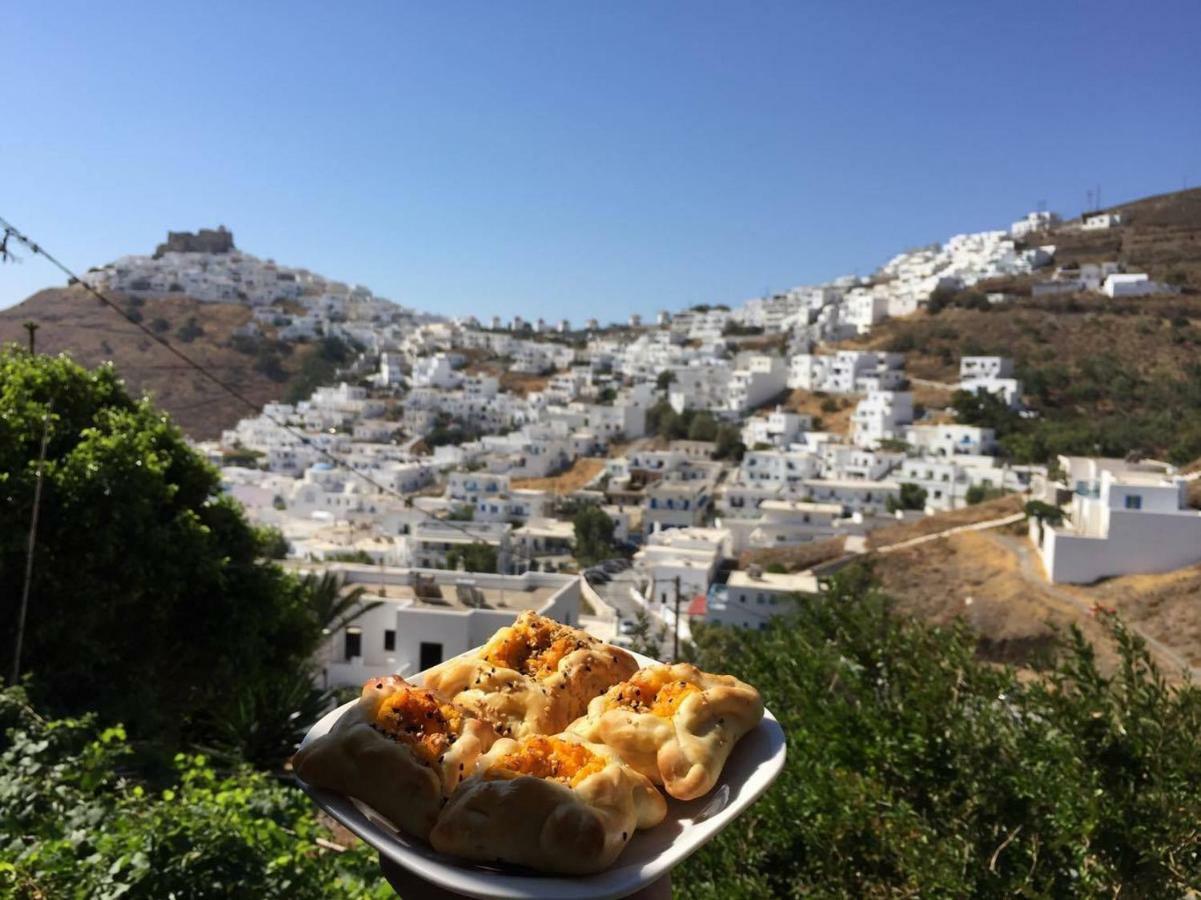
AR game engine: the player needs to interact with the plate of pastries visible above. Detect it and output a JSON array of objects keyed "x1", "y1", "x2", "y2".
[{"x1": 294, "y1": 611, "x2": 786, "y2": 899}]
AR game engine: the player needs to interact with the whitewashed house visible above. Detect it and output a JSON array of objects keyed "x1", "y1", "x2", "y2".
[
  {"x1": 1082, "y1": 212, "x2": 1122, "y2": 230},
  {"x1": 906, "y1": 424, "x2": 996, "y2": 457},
  {"x1": 959, "y1": 356, "x2": 1022, "y2": 409},
  {"x1": 741, "y1": 407, "x2": 812, "y2": 450},
  {"x1": 314, "y1": 565, "x2": 582, "y2": 687},
  {"x1": 706, "y1": 569, "x2": 820, "y2": 630},
  {"x1": 1102, "y1": 273, "x2": 1165, "y2": 298},
  {"x1": 644, "y1": 479, "x2": 713, "y2": 536},
  {"x1": 851, "y1": 391, "x2": 914, "y2": 448},
  {"x1": 724, "y1": 355, "x2": 788, "y2": 415},
  {"x1": 1032, "y1": 457, "x2": 1201, "y2": 584}
]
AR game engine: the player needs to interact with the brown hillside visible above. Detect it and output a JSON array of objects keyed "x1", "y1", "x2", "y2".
[
  {"x1": 873, "y1": 527, "x2": 1201, "y2": 680},
  {"x1": 0, "y1": 287, "x2": 316, "y2": 439}
]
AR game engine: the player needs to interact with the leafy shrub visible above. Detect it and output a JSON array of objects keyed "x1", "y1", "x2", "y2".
[
  {"x1": 0, "y1": 686, "x2": 389, "y2": 899},
  {"x1": 174, "y1": 317, "x2": 204, "y2": 343},
  {"x1": 677, "y1": 565, "x2": 1201, "y2": 898}
]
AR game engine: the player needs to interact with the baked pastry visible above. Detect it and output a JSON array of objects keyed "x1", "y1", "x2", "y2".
[
  {"x1": 568, "y1": 662, "x2": 763, "y2": 800},
  {"x1": 430, "y1": 733, "x2": 667, "y2": 874},
  {"x1": 293, "y1": 675, "x2": 501, "y2": 840},
  {"x1": 421, "y1": 611, "x2": 638, "y2": 738}
]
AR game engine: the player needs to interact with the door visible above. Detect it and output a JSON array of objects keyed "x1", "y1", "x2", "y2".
[{"x1": 419, "y1": 642, "x2": 443, "y2": 670}]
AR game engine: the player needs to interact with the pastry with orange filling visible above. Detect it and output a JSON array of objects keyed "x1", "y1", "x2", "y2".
[
  {"x1": 293, "y1": 675, "x2": 501, "y2": 839},
  {"x1": 430, "y1": 733, "x2": 667, "y2": 874},
  {"x1": 421, "y1": 611, "x2": 637, "y2": 738},
  {"x1": 569, "y1": 662, "x2": 763, "y2": 800}
]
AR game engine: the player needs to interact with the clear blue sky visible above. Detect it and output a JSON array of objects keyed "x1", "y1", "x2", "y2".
[{"x1": 3, "y1": 1, "x2": 1199, "y2": 320}]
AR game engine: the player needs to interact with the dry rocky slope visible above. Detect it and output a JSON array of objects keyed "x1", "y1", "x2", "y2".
[{"x1": 0, "y1": 287, "x2": 314, "y2": 439}]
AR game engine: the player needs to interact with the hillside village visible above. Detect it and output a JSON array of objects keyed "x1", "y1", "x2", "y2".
[{"x1": 78, "y1": 190, "x2": 1187, "y2": 686}]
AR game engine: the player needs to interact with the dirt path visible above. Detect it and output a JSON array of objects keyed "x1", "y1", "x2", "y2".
[
  {"x1": 874, "y1": 512, "x2": 1026, "y2": 554},
  {"x1": 988, "y1": 531, "x2": 1200, "y2": 680}
]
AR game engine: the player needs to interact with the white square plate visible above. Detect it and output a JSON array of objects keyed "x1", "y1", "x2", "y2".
[{"x1": 296, "y1": 650, "x2": 787, "y2": 900}]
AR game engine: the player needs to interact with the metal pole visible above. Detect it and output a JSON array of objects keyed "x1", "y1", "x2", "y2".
[
  {"x1": 12, "y1": 407, "x2": 52, "y2": 684},
  {"x1": 672, "y1": 575, "x2": 681, "y2": 662}
]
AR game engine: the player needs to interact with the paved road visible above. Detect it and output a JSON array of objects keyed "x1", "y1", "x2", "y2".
[
  {"x1": 592, "y1": 568, "x2": 676, "y2": 659},
  {"x1": 989, "y1": 531, "x2": 1200, "y2": 680}
]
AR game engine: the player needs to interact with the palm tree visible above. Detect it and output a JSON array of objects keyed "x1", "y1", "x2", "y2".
[{"x1": 300, "y1": 571, "x2": 383, "y2": 636}]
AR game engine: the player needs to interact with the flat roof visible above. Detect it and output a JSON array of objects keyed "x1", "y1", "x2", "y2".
[
  {"x1": 728, "y1": 570, "x2": 820, "y2": 593},
  {"x1": 759, "y1": 499, "x2": 843, "y2": 514}
]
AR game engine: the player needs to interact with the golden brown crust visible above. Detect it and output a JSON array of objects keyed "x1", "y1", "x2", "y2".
[
  {"x1": 421, "y1": 612, "x2": 638, "y2": 738},
  {"x1": 429, "y1": 733, "x2": 667, "y2": 874},
  {"x1": 569, "y1": 663, "x2": 763, "y2": 800},
  {"x1": 292, "y1": 675, "x2": 500, "y2": 840}
]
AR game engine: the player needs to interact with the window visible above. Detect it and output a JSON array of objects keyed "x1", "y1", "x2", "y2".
[
  {"x1": 344, "y1": 627, "x2": 362, "y2": 660},
  {"x1": 420, "y1": 642, "x2": 443, "y2": 669},
  {"x1": 1124, "y1": 494, "x2": 1142, "y2": 510},
  {"x1": 383, "y1": 629, "x2": 396, "y2": 652}
]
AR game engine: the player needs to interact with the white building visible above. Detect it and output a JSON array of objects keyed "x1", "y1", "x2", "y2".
[
  {"x1": 411, "y1": 353, "x2": 461, "y2": 389},
  {"x1": 1082, "y1": 212, "x2": 1122, "y2": 230},
  {"x1": 1011, "y1": 210, "x2": 1061, "y2": 238},
  {"x1": 1032, "y1": 457, "x2": 1201, "y2": 584},
  {"x1": 741, "y1": 406, "x2": 811, "y2": 450},
  {"x1": 851, "y1": 391, "x2": 914, "y2": 448},
  {"x1": 1102, "y1": 273, "x2": 1165, "y2": 298},
  {"x1": 724, "y1": 355, "x2": 788, "y2": 415},
  {"x1": 788, "y1": 350, "x2": 904, "y2": 394},
  {"x1": 644, "y1": 479, "x2": 713, "y2": 536},
  {"x1": 706, "y1": 569, "x2": 820, "y2": 630},
  {"x1": 313, "y1": 565, "x2": 582, "y2": 687},
  {"x1": 906, "y1": 424, "x2": 996, "y2": 457},
  {"x1": 636, "y1": 527, "x2": 729, "y2": 612},
  {"x1": 959, "y1": 356, "x2": 1022, "y2": 409}
]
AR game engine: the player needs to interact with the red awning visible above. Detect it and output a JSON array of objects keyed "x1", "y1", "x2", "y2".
[{"x1": 686, "y1": 594, "x2": 707, "y2": 616}]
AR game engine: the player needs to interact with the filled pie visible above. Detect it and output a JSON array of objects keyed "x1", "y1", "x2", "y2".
[
  {"x1": 569, "y1": 662, "x2": 763, "y2": 800},
  {"x1": 421, "y1": 611, "x2": 638, "y2": 738},
  {"x1": 430, "y1": 732, "x2": 667, "y2": 874},
  {"x1": 293, "y1": 675, "x2": 501, "y2": 839}
]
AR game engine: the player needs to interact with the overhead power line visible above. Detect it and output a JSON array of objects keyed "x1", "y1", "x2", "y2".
[{"x1": 0, "y1": 215, "x2": 547, "y2": 568}]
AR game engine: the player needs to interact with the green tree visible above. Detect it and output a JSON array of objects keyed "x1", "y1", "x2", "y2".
[
  {"x1": 446, "y1": 504, "x2": 475, "y2": 522},
  {"x1": 951, "y1": 388, "x2": 1020, "y2": 434},
  {"x1": 298, "y1": 571, "x2": 382, "y2": 637},
  {"x1": 677, "y1": 564, "x2": 1201, "y2": 898},
  {"x1": 886, "y1": 481, "x2": 927, "y2": 512},
  {"x1": 625, "y1": 608, "x2": 667, "y2": 660},
  {"x1": 573, "y1": 504, "x2": 616, "y2": 566},
  {"x1": 713, "y1": 424, "x2": 745, "y2": 461},
  {"x1": 257, "y1": 525, "x2": 290, "y2": 559},
  {"x1": 445, "y1": 542, "x2": 498, "y2": 573},
  {"x1": 0, "y1": 349, "x2": 319, "y2": 751},
  {"x1": 687, "y1": 412, "x2": 719, "y2": 442},
  {"x1": 656, "y1": 370, "x2": 676, "y2": 390}
]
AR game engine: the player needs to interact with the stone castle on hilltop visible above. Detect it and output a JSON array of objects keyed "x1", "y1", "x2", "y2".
[{"x1": 153, "y1": 226, "x2": 235, "y2": 258}]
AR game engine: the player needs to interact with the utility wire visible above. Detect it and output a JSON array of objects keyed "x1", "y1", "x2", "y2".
[{"x1": 0, "y1": 215, "x2": 546, "y2": 567}]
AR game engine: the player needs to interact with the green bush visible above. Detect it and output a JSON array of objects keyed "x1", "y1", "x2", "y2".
[
  {"x1": 677, "y1": 565, "x2": 1201, "y2": 897},
  {"x1": 966, "y1": 483, "x2": 1008, "y2": 505},
  {"x1": 0, "y1": 686, "x2": 389, "y2": 899}
]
